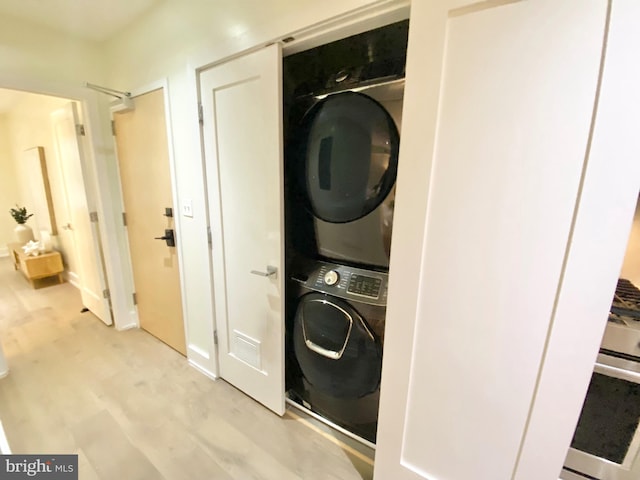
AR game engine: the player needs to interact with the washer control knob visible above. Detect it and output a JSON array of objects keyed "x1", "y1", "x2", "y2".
[{"x1": 324, "y1": 270, "x2": 340, "y2": 286}]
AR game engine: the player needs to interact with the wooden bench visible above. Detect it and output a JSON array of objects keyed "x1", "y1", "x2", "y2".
[{"x1": 9, "y1": 242, "x2": 64, "y2": 288}]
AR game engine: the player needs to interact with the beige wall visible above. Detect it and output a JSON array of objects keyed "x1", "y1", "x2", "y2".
[
  {"x1": 3, "y1": 93, "x2": 78, "y2": 273},
  {"x1": 620, "y1": 195, "x2": 640, "y2": 286},
  {"x1": 0, "y1": 114, "x2": 21, "y2": 255}
]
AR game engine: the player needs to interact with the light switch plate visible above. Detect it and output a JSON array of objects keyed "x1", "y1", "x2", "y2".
[{"x1": 182, "y1": 199, "x2": 193, "y2": 218}]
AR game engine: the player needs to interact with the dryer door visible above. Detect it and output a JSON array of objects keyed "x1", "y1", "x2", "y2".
[
  {"x1": 299, "y1": 92, "x2": 399, "y2": 223},
  {"x1": 293, "y1": 292, "x2": 383, "y2": 399}
]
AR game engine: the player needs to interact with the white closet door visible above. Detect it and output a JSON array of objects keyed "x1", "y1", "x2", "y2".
[
  {"x1": 200, "y1": 44, "x2": 285, "y2": 415},
  {"x1": 373, "y1": 0, "x2": 629, "y2": 479},
  {"x1": 51, "y1": 103, "x2": 111, "y2": 325}
]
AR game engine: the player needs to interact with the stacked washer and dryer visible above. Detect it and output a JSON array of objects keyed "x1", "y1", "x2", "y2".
[{"x1": 283, "y1": 20, "x2": 409, "y2": 444}]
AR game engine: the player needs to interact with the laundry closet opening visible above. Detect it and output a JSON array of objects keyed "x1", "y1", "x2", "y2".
[{"x1": 282, "y1": 19, "x2": 409, "y2": 445}]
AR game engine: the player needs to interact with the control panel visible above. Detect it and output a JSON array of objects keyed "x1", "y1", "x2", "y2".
[
  {"x1": 348, "y1": 274, "x2": 382, "y2": 298},
  {"x1": 294, "y1": 260, "x2": 388, "y2": 306}
]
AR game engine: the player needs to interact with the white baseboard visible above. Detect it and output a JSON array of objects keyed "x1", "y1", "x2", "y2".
[
  {"x1": 189, "y1": 344, "x2": 210, "y2": 360},
  {"x1": 114, "y1": 311, "x2": 138, "y2": 331},
  {"x1": 188, "y1": 359, "x2": 218, "y2": 380},
  {"x1": 65, "y1": 271, "x2": 80, "y2": 288},
  {"x1": 114, "y1": 315, "x2": 140, "y2": 332},
  {"x1": 188, "y1": 345, "x2": 218, "y2": 379}
]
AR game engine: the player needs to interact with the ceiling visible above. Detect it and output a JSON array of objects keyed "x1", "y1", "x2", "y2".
[{"x1": 0, "y1": 0, "x2": 161, "y2": 42}]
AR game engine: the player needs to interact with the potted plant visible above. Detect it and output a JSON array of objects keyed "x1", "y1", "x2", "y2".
[{"x1": 9, "y1": 205, "x2": 35, "y2": 245}]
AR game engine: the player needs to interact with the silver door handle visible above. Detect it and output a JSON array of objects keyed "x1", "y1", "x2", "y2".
[
  {"x1": 250, "y1": 266, "x2": 277, "y2": 278},
  {"x1": 305, "y1": 339, "x2": 342, "y2": 360}
]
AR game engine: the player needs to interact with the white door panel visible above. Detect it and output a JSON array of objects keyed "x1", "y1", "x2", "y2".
[
  {"x1": 51, "y1": 103, "x2": 111, "y2": 325},
  {"x1": 375, "y1": 0, "x2": 611, "y2": 479},
  {"x1": 201, "y1": 44, "x2": 285, "y2": 415}
]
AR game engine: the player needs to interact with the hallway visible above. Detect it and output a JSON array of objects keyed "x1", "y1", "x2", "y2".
[{"x1": 0, "y1": 257, "x2": 372, "y2": 479}]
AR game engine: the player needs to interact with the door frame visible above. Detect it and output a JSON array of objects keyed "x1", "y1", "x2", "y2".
[
  {"x1": 0, "y1": 72, "x2": 133, "y2": 330},
  {"x1": 109, "y1": 79, "x2": 190, "y2": 345}
]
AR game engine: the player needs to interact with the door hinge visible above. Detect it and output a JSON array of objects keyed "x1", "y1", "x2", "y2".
[
  {"x1": 207, "y1": 226, "x2": 212, "y2": 248},
  {"x1": 76, "y1": 124, "x2": 86, "y2": 136},
  {"x1": 102, "y1": 288, "x2": 110, "y2": 299},
  {"x1": 111, "y1": 120, "x2": 116, "y2": 136},
  {"x1": 132, "y1": 292, "x2": 137, "y2": 306},
  {"x1": 89, "y1": 211, "x2": 99, "y2": 223},
  {"x1": 122, "y1": 212, "x2": 127, "y2": 226},
  {"x1": 213, "y1": 330, "x2": 218, "y2": 346},
  {"x1": 198, "y1": 102, "x2": 203, "y2": 125}
]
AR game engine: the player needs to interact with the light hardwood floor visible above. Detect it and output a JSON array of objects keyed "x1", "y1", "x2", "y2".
[{"x1": 0, "y1": 257, "x2": 373, "y2": 479}]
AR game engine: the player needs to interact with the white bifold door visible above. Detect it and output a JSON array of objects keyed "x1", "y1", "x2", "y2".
[
  {"x1": 200, "y1": 44, "x2": 285, "y2": 415},
  {"x1": 375, "y1": 1, "x2": 638, "y2": 480}
]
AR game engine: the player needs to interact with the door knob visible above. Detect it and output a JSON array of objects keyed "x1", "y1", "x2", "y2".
[
  {"x1": 250, "y1": 266, "x2": 277, "y2": 278},
  {"x1": 154, "y1": 229, "x2": 176, "y2": 247}
]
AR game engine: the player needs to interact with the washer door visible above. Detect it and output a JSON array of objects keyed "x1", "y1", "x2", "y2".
[
  {"x1": 293, "y1": 293, "x2": 383, "y2": 399},
  {"x1": 299, "y1": 92, "x2": 399, "y2": 223}
]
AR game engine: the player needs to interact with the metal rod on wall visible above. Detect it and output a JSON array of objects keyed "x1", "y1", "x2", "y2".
[{"x1": 84, "y1": 82, "x2": 131, "y2": 99}]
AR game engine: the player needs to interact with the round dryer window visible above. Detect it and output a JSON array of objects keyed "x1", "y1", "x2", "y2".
[{"x1": 300, "y1": 92, "x2": 400, "y2": 223}]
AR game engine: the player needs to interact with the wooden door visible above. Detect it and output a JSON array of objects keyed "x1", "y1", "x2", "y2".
[
  {"x1": 113, "y1": 89, "x2": 186, "y2": 355},
  {"x1": 200, "y1": 44, "x2": 285, "y2": 415},
  {"x1": 50, "y1": 103, "x2": 112, "y2": 325},
  {"x1": 373, "y1": 0, "x2": 639, "y2": 479}
]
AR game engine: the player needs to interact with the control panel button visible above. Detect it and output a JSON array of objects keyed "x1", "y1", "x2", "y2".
[{"x1": 324, "y1": 270, "x2": 340, "y2": 286}]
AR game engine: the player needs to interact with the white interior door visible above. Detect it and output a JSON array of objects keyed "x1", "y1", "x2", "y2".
[
  {"x1": 200, "y1": 44, "x2": 285, "y2": 415},
  {"x1": 51, "y1": 103, "x2": 111, "y2": 325},
  {"x1": 374, "y1": 0, "x2": 627, "y2": 479}
]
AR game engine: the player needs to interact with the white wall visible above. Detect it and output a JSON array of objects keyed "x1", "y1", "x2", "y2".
[{"x1": 101, "y1": 0, "x2": 406, "y2": 373}]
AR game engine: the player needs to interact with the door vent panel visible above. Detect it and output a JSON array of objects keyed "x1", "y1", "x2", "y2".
[{"x1": 232, "y1": 330, "x2": 262, "y2": 371}]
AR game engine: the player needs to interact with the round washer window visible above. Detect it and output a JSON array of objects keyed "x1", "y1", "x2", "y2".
[
  {"x1": 299, "y1": 92, "x2": 399, "y2": 223},
  {"x1": 293, "y1": 293, "x2": 382, "y2": 399}
]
